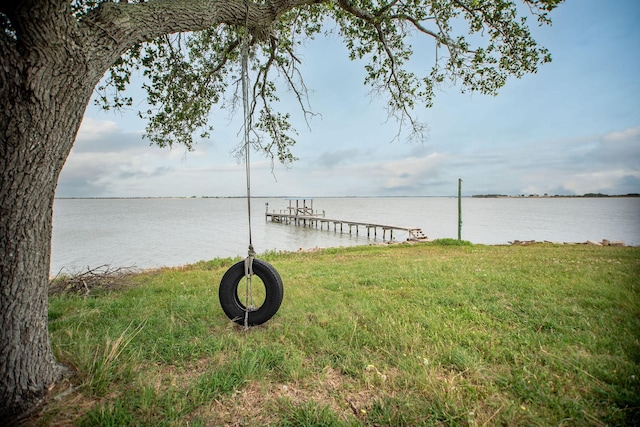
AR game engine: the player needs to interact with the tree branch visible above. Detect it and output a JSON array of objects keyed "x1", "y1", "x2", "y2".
[{"x1": 84, "y1": 0, "x2": 325, "y2": 47}]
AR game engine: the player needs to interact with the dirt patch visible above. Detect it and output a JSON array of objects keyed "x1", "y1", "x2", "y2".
[{"x1": 193, "y1": 366, "x2": 382, "y2": 425}]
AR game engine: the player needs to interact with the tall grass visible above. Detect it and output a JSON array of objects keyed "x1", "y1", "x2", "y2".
[{"x1": 34, "y1": 242, "x2": 639, "y2": 426}]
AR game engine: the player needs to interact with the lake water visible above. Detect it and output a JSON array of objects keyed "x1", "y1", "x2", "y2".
[{"x1": 51, "y1": 197, "x2": 640, "y2": 274}]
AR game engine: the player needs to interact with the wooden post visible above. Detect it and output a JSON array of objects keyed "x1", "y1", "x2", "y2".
[{"x1": 458, "y1": 178, "x2": 462, "y2": 241}]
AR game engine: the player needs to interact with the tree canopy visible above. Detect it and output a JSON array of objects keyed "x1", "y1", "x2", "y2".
[{"x1": 79, "y1": 0, "x2": 560, "y2": 161}]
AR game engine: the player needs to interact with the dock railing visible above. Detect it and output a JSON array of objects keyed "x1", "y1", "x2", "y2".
[{"x1": 265, "y1": 199, "x2": 428, "y2": 242}]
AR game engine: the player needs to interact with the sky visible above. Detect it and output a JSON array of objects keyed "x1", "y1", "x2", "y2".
[{"x1": 56, "y1": 0, "x2": 640, "y2": 198}]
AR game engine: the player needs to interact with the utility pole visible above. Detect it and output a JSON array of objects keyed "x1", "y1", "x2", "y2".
[{"x1": 458, "y1": 179, "x2": 462, "y2": 241}]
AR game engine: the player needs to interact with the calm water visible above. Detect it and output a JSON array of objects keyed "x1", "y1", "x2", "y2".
[{"x1": 51, "y1": 197, "x2": 640, "y2": 274}]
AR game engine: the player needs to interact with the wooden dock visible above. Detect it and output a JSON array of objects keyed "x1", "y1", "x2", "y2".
[{"x1": 265, "y1": 199, "x2": 428, "y2": 241}]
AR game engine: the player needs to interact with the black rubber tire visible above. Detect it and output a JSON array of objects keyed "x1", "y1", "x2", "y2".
[{"x1": 219, "y1": 259, "x2": 284, "y2": 326}]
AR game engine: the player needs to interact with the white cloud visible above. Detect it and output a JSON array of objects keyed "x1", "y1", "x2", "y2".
[
  {"x1": 592, "y1": 126, "x2": 640, "y2": 166},
  {"x1": 603, "y1": 126, "x2": 640, "y2": 143},
  {"x1": 378, "y1": 154, "x2": 447, "y2": 191},
  {"x1": 563, "y1": 170, "x2": 640, "y2": 195},
  {"x1": 76, "y1": 116, "x2": 120, "y2": 141},
  {"x1": 59, "y1": 116, "x2": 640, "y2": 198}
]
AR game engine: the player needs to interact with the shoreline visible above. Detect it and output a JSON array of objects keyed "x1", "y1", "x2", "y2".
[{"x1": 49, "y1": 239, "x2": 636, "y2": 279}]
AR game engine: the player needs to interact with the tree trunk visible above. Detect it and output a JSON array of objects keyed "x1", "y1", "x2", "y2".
[
  {"x1": 0, "y1": 8, "x2": 100, "y2": 422},
  {"x1": 0, "y1": 0, "x2": 300, "y2": 420},
  {"x1": 0, "y1": 79, "x2": 96, "y2": 425},
  {"x1": 0, "y1": 153, "x2": 64, "y2": 422}
]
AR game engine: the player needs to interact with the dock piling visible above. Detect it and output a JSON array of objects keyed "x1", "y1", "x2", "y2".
[{"x1": 265, "y1": 199, "x2": 427, "y2": 242}]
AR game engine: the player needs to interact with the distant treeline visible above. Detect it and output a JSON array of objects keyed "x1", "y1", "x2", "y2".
[{"x1": 472, "y1": 193, "x2": 640, "y2": 198}]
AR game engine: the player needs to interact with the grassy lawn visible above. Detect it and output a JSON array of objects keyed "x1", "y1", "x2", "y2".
[{"x1": 32, "y1": 241, "x2": 639, "y2": 426}]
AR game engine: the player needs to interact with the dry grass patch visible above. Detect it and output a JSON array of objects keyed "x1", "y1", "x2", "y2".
[{"x1": 193, "y1": 366, "x2": 381, "y2": 426}]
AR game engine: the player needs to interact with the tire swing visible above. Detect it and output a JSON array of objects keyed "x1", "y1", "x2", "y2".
[
  {"x1": 219, "y1": 258, "x2": 283, "y2": 327},
  {"x1": 219, "y1": 21, "x2": 283, "y2": 328}
]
